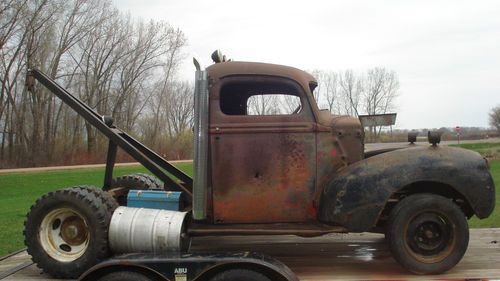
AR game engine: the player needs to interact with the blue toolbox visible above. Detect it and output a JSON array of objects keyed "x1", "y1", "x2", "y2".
[{"x1": 127, "y1": 190, "x2": 183, "y2": 211}]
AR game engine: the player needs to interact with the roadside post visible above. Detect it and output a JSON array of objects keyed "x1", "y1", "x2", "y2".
[{"x1": 455, "y1": 126, "x2": 461, "y2": 144}]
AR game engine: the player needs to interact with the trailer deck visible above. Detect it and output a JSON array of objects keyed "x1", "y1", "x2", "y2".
[{"x1": 1, "y1": 228, "x2": 499, "y2": 280}]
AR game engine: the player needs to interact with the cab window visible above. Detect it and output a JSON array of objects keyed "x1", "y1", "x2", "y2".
[{"x1": 220, "y1": 81, "x2": 302, "y2": 116}]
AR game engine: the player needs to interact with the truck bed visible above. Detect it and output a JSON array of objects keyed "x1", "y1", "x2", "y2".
[{"x1": 1, "y1": 228, "x2": 499, "y2": 280}]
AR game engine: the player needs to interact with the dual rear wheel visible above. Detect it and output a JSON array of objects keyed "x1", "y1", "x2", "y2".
[
  {"x1": 24, "y1": 173, "x2": 163, "y2": 278},
  {"x1": 24, "y1": 186, "x2": 118, "y2": 278}
]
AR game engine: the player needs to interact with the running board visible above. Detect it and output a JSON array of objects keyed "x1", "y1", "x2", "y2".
[{"x1": 188, "y1": 222, "x2": 347, "y2": 237}]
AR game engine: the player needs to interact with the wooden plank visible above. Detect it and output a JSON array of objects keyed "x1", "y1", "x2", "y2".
[{"x1": 2, "y1": 228, "x2": 499, "y2": 280}]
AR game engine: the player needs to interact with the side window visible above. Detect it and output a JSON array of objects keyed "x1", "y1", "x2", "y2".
[
  {"x1": 247, "y1": 94, "x2": 301, "y2": 115},
  {"x1": 220, "y1": 81, "x2": 303, "y2": 116}
]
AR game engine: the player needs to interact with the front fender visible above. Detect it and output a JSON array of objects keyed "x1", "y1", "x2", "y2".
[{"x1": 318, "y1": 145, "x2": 495, "y2": 232}]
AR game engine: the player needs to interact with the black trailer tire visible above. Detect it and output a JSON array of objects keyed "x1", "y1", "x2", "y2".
[
  {"x1": 387, "y1": 193, "x2": 469, "y2": 274},
  {"x1": 24, "y1": 186, "x2": 118, "y2": 278},
  {"x1": 97, "y1": 270, "x2": 155, "y2": 281},
  {"x1": 210, "y1": 269, "x2": 272, "y2": 281},
  {"x1": 107, "y1": 173, "x2": 163, "y2": 205}
]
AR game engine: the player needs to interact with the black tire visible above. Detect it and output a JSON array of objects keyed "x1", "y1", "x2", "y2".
[
  {"x1": 134, "y1": 173, "x2": 164, "y2": 189},
  {"x1": 386, "y1": 193, "x2": 469, "y2": 274},
  {"x1": 106, "y1": 173, "x2": 163, "y2": 205},
  {"x1": 24, "y1": 186, "x2": 118, "y2": 278},
  {"x1": 210, "y1": 269, "x2": 272, "y2": 281},
  {"x1": 97, "y1": 270, "x2": 154, "y2": 281}
]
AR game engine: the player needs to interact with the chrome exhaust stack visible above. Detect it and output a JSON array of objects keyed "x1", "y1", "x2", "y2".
[{"x1": 192, "y1": 58, "x2": 209, "y2": 220}]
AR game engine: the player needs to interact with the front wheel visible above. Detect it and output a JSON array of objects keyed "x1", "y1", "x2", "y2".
[{"x1": 386, "y1": 193, "x2": 469, "y2": 274}]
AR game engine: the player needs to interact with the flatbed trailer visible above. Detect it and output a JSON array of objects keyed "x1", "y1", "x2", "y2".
[{"x1": 2, "y1": 229, "x2": 499, "y2": 280}]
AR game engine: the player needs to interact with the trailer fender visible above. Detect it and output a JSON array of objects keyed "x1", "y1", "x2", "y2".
[
  {"x1": 79, "y1": 252, "x2": 299, "y2": 281},
  {"x1": 79, "y1": 264, "x2": 167, "y2": 281},
  {"x1": 318, "y1": 145, "x2": 495, "y2": 232}
]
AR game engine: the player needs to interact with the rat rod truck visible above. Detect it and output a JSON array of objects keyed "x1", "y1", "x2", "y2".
[{"x1": 23, "y1": 51, "x2": 495, "y2": 280}]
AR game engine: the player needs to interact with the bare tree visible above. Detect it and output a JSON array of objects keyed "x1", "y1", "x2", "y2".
[
  {"x1": 363, "y1": 67, "x2": 399, "y2": 138},
  {"x1": 312, "y1": 70, "x2": 341, "y2": 113},
  {"x1": 279, "y1": 94, "x2": 301, "y2": 114},
  {"x1": 338, "y1": 70, "x2": 362, "y2": 116},
  {"x1": 0, "y1": 0, "x2": 190, "y2": 168},
  {"x1": 165, "y1": 81, "x2": 194, "y2": 137},
  {"x1": 112, "y1": 20, "x2": 174, "y2": 131},
  {"x1": 489, "y1": 105, "x2": 500, "y2": 133},
  {"x1": 363, "y1": 68, "x2": 399, "y2": 115},
  {"x1": 147, "y1": 28, "x2": 186, "y2": 150},
  {"x1": 247, "y1": 94, "x2": 280, "y2": 115}
]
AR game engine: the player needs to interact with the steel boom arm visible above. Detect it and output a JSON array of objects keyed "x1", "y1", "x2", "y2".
[{"x1": 26, "y1": 69, "x2": 193, "y2": 198}]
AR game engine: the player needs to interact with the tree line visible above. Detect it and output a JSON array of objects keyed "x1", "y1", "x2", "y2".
[
  {"x1": 1, "y1": 0, "x2": 193, "y2": 168},
  {"x1": 248, "y1": 68, "x2": 400, "y2": 140},
  {"x1": 0, "y1": 0, "x2": 402, "y2": 168}
]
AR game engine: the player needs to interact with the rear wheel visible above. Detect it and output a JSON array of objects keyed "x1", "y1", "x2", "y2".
[
  {"x1": 97, "y1": 270, "x2": 155, "y2": 281},
  {"x1": 105, "y1": 173, "x2": 163, "y2": 205},
  {"x1": 24, "y1": 186, "x2": 118, "y2": 278},
  {"x1": 209, "y1": 269, "x2": 271, "y2": 281},
  {"x1": 387, "y1": 193, "x2": 469, "y2": 274}
]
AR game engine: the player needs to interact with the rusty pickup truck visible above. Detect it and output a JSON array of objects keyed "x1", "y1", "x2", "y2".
[{"x1": 24, "y1": 51, "x2": 495, "y2": 279}]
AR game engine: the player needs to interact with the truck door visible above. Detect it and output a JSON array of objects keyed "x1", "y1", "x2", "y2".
[{"x1": 209, "y1": 76, "x2": 317, "y2": 223}]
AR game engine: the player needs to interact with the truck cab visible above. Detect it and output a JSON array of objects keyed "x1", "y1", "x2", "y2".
[{"x1": 192, "y1": 61, "x2": 363, "y2": 226}]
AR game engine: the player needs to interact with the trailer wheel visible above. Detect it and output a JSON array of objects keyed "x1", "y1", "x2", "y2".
[
  {"x1": 24, "y1": 186, "x2": 118, "y2": 278},
  {"x1": 387, "y1": 193, "x2": 469, "y2": 274},
  {"x1": 106, "y1": 173, "x2": 163, "y2": 205},
  {"x1": 210, "y1": 269, "x2": 272, "y2": 281},
  {"x1": 96, "y1": 270, "x2": 155, "y2": 281}
]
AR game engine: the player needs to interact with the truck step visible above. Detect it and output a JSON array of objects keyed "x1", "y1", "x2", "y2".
[{"x1": 188, "y1": 222, "x2": 346, "y2": 237}]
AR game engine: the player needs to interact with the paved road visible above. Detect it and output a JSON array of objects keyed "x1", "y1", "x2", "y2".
[
  {"x1": 0, "y1": 160, "x2": 192, "y2": 174},
  {"x1": 365, "y1": 137, "x2": 500, "y2": 151}
]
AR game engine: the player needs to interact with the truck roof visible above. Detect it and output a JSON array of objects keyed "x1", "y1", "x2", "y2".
[{"x1": 206, "y1": 61, "x2": 317, "y2": 89}]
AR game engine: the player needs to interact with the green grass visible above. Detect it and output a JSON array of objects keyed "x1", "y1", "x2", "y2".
[
  {"x1": 449, "y1": 142, "x2": 500, "y2": 150},
  {"x1": 449, "y1": 142, "x2": 500, "y2": 227},
  {"x1": 450, "y1": 142, "x2": 500, "y2": 159},
  {"x1": 0, "y1": 163, "x2": 192, "y2": 256}
]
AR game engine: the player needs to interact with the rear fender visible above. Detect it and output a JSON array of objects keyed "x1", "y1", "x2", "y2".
[
  {"x1": 318, "y1": 145, "x2": 495, "y2": 232},
  {"x1": 79, "y1": 252, "x2": 298, "y2": 281}
]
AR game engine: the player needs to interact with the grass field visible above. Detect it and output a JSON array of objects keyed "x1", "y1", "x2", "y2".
[
  {"x1": 449, "y1": 142, "x2": 500, "y2": 228},
  {"x1": 450, "y1": 142, "x2": 500, "y2": 160},
  {"x1": 0, "y1": 149, "x2": 498, "y2": 256}
]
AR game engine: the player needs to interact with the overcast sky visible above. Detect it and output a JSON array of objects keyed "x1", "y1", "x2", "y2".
[{"x1": 115, "y1": 0, "x2": 499, "y2": 129}]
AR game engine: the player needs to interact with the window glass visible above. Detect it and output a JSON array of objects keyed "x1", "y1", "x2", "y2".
[
  {"x1": 247, "y1": 94, "x2": 301, "y2": 115},
  {"x1": 220, "y1": 81, "x2": 302, "y2": 116}
]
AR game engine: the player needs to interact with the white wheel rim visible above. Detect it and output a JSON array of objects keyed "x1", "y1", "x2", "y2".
[{"x1": 39, "y1": 208, "x2": 90, "y2": 262}]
